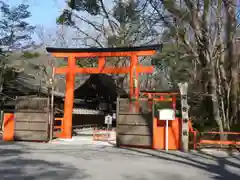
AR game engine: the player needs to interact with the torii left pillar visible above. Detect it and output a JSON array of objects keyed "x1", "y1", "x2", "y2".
[{"x1": 63, "y1": 56, "x2": 75, "y2": 138}]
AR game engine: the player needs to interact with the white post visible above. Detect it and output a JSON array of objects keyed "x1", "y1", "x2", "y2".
[
  {"x1": 159, "y1": 109, "x2": 175, "y2": 151},
  {"x1": 166, "y1": 120, "x2": 169, "y2": 151}
]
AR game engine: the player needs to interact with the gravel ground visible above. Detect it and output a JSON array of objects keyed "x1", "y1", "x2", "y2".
[{"x1": 0, "y1": 140, "x2": 239, "y2": 180}]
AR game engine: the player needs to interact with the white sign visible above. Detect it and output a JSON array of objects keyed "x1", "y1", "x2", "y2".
[
  {"x1": 105, "y1": 115, "x2": 112, "y2": 124},
  {"x1": 158, "y1": 109, "x2": 175, "y2": 120},
  {"x1": 158, "y1": 109, "x2": 175, "y2": 151}
]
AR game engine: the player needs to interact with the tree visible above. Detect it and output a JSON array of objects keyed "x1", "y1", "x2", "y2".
[
  {"x1": 152, "y1": 0, "x2": 240, "y2": 133},
  {"x1": 0, "y1": 1, "x2": 35, "y2": 51},
  {"x1": 56, "y1": 0, "x2": 162, "y2": 89},
  {"x1": 0, "y1": 1, "x2": 36, "y2": 100}
]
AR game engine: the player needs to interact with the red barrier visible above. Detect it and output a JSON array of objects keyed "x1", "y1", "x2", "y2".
[
  {"x1": 93, "y1": 128, "x2": 116, "y2": 141},
  {"x1": 54, "y1": 117, "x2": 64, "y2": 138},
  {"x1": 188, "y1": 121, "x2": 240, "y2": 149}
]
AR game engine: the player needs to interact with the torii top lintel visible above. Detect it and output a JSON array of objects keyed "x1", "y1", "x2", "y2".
[
  {"x1": 46, "y1": 44, "x2": 162, "y2": 57},
  {"x1": 46, "y1": 44, "x2": 162, "y2": 74}
]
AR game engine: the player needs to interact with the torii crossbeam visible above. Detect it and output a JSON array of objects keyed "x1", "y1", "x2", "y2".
[{"x1": 46, "y1": 44, "x2": 161, "y2": 139}]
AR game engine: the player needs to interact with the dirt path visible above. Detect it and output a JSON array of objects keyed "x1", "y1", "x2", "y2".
[{"x1": 0, "y1": 141, "x2": 239, "y2": 180}]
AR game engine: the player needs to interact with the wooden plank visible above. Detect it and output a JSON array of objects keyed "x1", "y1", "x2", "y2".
[
  {"x1": 15, "y1": 113, "x2": 48, "y2": 122},
  {"x1": 116, "y1": 98, "x2": 153, "y2": 147},
  {"x1": 118, "y1": 98, "x2": 149, "y2": 113},
  {"x1": 117, "y1": 134, "x2": 152, "y2": 146},
  {"x1": 117, "y1": 125, "x2": 152, "y2": 135},
  {"x1": 14, "y1": 112, "x2": 49, "y2": 141},
  {"x1": 118, "y1": 114, "x2": 152, "y2": 125},
  {"x1": 15, "y1": 97, "x2": 49, "y2": 112},
  {"x1": 15, "y1": 130, "x2": 48, "y2": 141},
  {"x1": 15, "y1": 121, "x2": 48, "y2": 131},
  {"x1": 118, "y1": 104, "x2": 151, "y2": 114}
]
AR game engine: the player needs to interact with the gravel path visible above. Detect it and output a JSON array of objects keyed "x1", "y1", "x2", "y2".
[{"x1": 0, "y1": 141, "x2": 239, "y2": 180}]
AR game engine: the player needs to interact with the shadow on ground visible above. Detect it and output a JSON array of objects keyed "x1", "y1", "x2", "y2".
[
  {"x1": 0, "y1": 142, "x2": 89, "y2": 180},
  {"x1": 117, "y1": 146, "x2": 240, "y2": 180},
  {"x1": 1, "y1": 140, "x2": 240, "y2": 180}
]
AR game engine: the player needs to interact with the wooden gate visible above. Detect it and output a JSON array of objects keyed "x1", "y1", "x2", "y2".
[
  {"x1": 14, "y1": 97, "x2": 50, "y2": 141},
  {"x1": 116, "y1": 98, "x2": 153, "y2": 147}
]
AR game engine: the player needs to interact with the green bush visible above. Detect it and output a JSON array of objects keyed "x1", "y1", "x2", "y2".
[{"x1": 21, "y1": 51, "x2": 40, "y2": 59}]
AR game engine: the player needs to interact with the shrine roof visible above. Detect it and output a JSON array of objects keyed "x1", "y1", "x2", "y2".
[
  {"x1": 46, "y1": 44, "x2": 162, "y2": 53},
  {"x1": 74, "y1": 74, "x2": 128, "y2": 101}
]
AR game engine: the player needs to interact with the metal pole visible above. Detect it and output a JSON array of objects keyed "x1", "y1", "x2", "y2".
[
  {"x1": 0, "y1": 110, "x2": 3, "y2": 131},
  {"x1": 49, "y1": 67, "x2": 55, "y2": 141}
]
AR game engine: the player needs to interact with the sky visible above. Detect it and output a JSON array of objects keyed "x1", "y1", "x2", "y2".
[
  {"x1": 237, "y1": 0, "x2": 240, "y2": 24},
  {"x1": 2, "y1": 0, "x2": 68, "y2": 44},
  {"x1": 4, "y1": 0, "x2": 240, "y2": 30},
  {"x1": 7, "y1": 0, "x2": 240, "y2": 46},
  {"x1": 3, "y1": 0, "x2": 66, "y2": 28},
  {"x1": 4, "y1": 0, "x2": 65, "y2": 28},
  {"x1": 3, "y1": 0, "x2": 240, "y2": 28},
  {"x1": 2, "y1": 0, "x2": 114, "y2": 46}
]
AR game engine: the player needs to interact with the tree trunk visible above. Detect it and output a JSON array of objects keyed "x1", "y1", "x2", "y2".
[
  {"x1": 223, "y1": 0, "x2": 239, "y2": 128},
  {"x1": 209, "y1": 56, "x2": 225, "y2": 139}
]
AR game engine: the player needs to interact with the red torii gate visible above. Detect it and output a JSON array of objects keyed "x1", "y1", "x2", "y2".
[{"x1": 46, "y1": 44, "x2": 161, "y2": 139}]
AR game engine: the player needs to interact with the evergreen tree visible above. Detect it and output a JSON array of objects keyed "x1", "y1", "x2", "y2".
[
  {"x1": 0, "y1": 1, "x2": 35, "y2": 51},
  {"x1": 0, "y1": 1, "x2": 36, "y2": 99}
]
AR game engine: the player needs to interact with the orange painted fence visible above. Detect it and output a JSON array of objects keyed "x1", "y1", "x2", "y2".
[
  {"x1": 153, "y1": 117, "x2": 181, "y2": 150},
  {"x1": 118, "y1": 94, "x2": 181, "y2": 150},
  {"x1": 118, "y1": 116, "x2": 181, "y2": 150},
  {"x1": 3, "y1": 113, "x2": 14, "y2": 141},
  {"x1": 188, "y1": 121, "x2": 240, "y2": 149},
  {"x1": 2, "y1": 115, "x2": 65, "y2": 141},
  {"x1": 54, "y1": 117, "x2": 64, "y2": 138},
  {"x1": 93, "y1": 129, "x2": 110, "y2": 141},
  {"x1": 147, "y1": 93, "x2": 180, "y2": 150},
  {"x1": 92, "y1": 128, "x2": 116, "y2": 141}
]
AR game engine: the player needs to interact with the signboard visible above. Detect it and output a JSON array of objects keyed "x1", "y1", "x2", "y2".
[
  {"x1": 112, "y1": 113, "x2": 116, "y2": 119},
  {"x1": 104, "y1": 115, "x2": 112, "y2": 125},
  {"x1": 158, "y1": 108, "x2": 175, "y2": 151},
  {"x1": 158, "y1": 109, "x2": 175, "y2": 120}
]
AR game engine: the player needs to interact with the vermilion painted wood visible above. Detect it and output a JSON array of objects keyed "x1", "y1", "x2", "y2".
[
  {"x1": 51, "y1": 50, "x2": 156, "y2": 58},
  {"x1": 188, "y1": 121, "x2": 240, "y2": 149},
  {"x1": 49, "y1": 48, "x2": 157, "y2": 139},
  {"x1": 199, "y1": 140, "x2": 240, "y2": 145},
  {"x1": 54, "y1": 66, "x2": 153, "y2": 74},
  {"x1": 202, "y1": 131, "x2": 240, "y2": 135},
  {"x1": 3, "y1": 113, "x2": 14, "y2": 141},
  {"x1": 62, "y1": 56, "x2": 75, "y2": 138}
]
